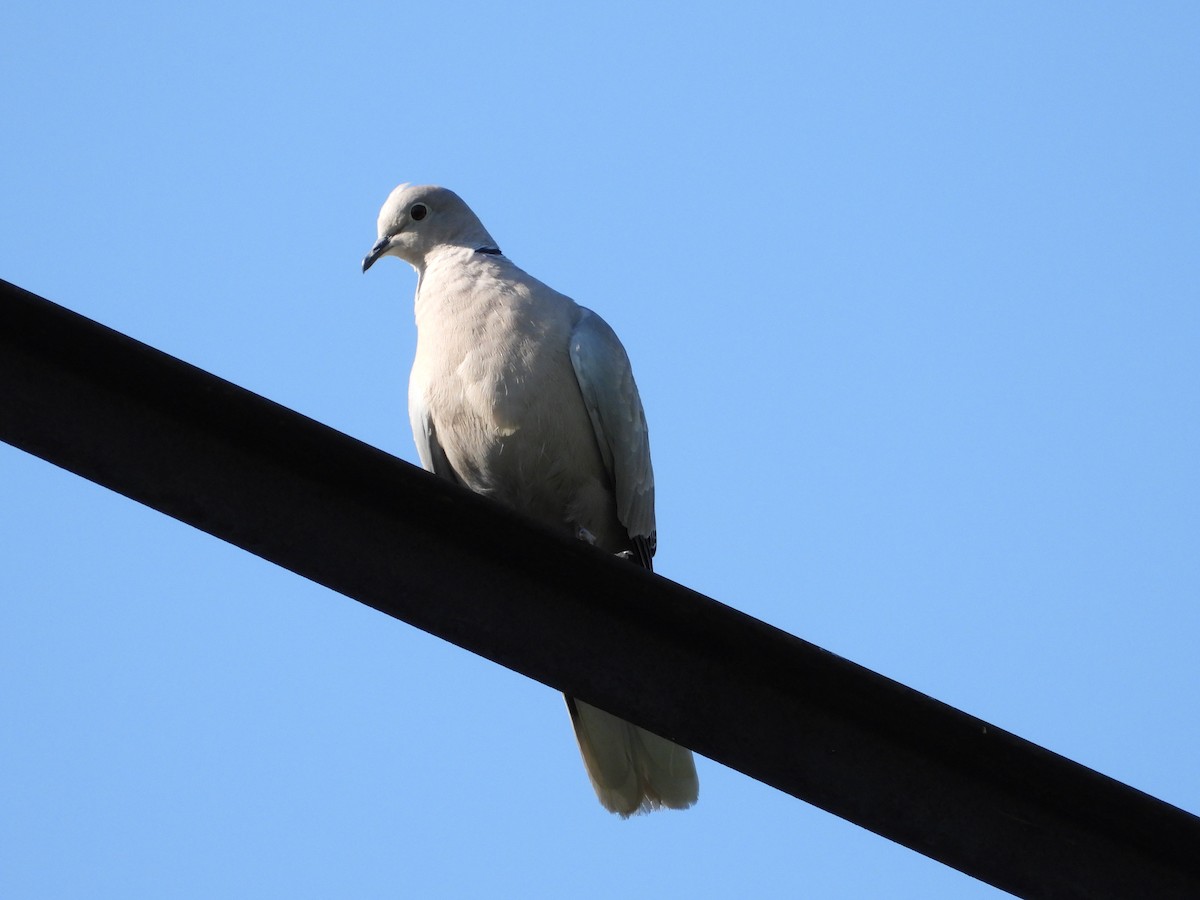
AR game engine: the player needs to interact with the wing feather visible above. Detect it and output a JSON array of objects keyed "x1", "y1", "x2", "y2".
[
  {"x1": 568, "y1": 309, "x2": 656, "y2": 560},
  {"x1": 409, "y1": 397, "x2": 460, "y2": 484}
]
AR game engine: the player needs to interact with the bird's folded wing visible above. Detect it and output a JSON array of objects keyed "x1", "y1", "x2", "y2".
[
  {"x1": 568, "y1": 309, "x2": 656, "y2": 555},
  {"x1": 409, "y1": 401, "x2": 460, "y2": 484}
]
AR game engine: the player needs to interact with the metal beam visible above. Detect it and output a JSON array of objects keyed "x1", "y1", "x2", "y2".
[{"x1": 2, "y1": 277, "x2": 1197, "y2": 898}]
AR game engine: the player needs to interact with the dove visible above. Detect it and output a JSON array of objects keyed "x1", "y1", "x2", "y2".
[{"x1": 362, "y1": 183, "x2": 698, "y2": 816}]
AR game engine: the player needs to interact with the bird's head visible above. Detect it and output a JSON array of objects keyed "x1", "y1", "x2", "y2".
[{"x1": 361, "y1": 183, "x2": 498, "y2": 272}]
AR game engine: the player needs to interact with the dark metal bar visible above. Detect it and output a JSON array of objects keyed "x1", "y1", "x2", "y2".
[{"x1": 2, "y1": 277, "x2": 1197, "y2": 898}]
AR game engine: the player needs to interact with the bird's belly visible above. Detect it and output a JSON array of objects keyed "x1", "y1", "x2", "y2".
[{"x1": 422, "y1": 363, "x2": 611, "y2": 532}]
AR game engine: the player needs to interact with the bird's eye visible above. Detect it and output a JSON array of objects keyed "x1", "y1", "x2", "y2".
[{"x1": 410, "y1": 203, "x2": 428, "y2": 221}]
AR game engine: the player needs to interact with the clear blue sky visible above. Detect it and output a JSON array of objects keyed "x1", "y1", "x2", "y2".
[{"x1": 2, "y1": 3, "x2": 1197, "y2": 897}]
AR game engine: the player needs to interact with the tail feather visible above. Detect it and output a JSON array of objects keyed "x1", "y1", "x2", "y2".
[{"x1": 566, "y1": 697, "x2": 699, "y2": 817}]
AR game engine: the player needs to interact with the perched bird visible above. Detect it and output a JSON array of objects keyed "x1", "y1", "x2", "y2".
[{"x1": 362, "y1": 184, "x2": 698, "y2": 816}]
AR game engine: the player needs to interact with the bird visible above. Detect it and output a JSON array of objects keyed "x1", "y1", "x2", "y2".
[{"x1": 362, "y1": 183, "x2": 698, "y2": 816}]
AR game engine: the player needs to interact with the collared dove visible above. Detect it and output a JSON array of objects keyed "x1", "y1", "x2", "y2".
[{"x1": 362, "y1": 184, "x2": 698, "y2": 816}]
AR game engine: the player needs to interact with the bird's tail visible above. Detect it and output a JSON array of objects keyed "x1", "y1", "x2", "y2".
[{"x1": 565, "y1": 696, "x2": 699, "y2": 817}]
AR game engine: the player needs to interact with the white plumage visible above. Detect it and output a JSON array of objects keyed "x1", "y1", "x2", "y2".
[{"x1": 363, "y1": 183, "x2": 698, "y2": 816}]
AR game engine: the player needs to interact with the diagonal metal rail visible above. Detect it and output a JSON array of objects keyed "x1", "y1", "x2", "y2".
[{"x1": 2, "y1": 277, "x2": 1198, "y2": 898}]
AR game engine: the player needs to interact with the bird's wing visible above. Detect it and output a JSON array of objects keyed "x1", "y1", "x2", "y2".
[
  {"x1": 409, "y1": 396, "x2": 461, "y2": 484},
  {"x1": 568, "y1": 309, "x2": 656, "y2": 564}
]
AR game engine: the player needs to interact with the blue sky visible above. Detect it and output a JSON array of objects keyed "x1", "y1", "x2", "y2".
[{"x1": 2, "y1": 3, "x2": 1197, "y2": 897}]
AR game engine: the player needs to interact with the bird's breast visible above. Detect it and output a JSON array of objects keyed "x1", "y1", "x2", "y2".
[{"x1": 411, "y1": 299, "x2": 602, "y2": 517}]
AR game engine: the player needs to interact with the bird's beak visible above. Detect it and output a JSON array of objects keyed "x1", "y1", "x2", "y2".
[{"x1": 361, "y1": 236, "x2": 392, "y2": 273}]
